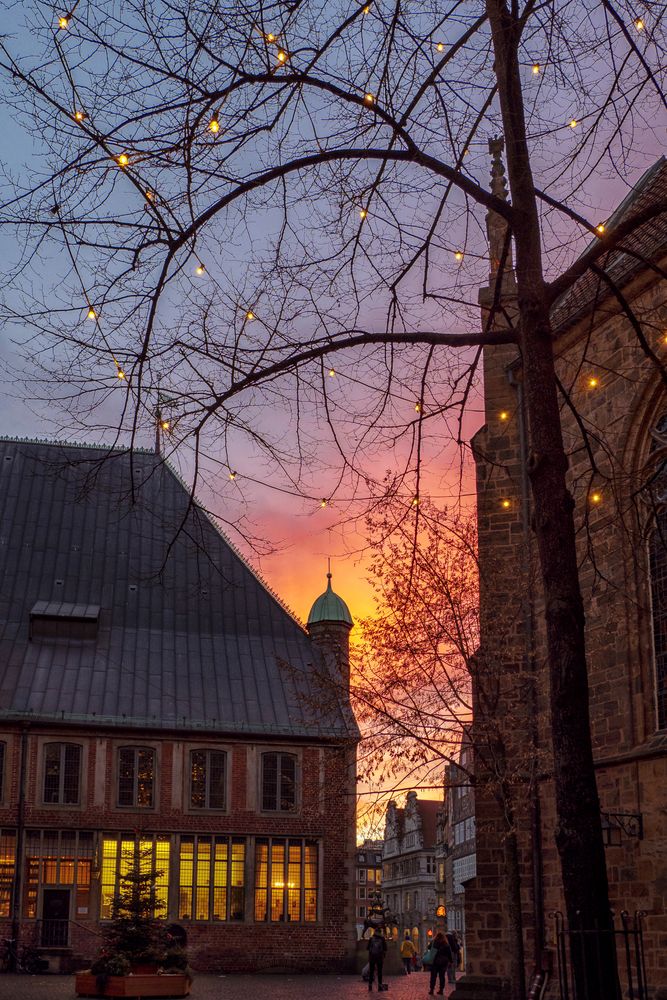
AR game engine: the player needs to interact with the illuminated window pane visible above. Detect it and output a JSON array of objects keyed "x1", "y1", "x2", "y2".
[
  {"x1": 213, "y1": 840, "x2": 228, "y2": 921},
  {"x1": 254, "y1": 839, "x2": 268, "y2": 921},
  {"x1": 270, "y1": 842, "x2": 285, "y2": 922},
  {"x1": 0, "y1": 830, "x2": 16, "y2": 918},
  {"x1": 101, "y1": 835, "x2": 168, "y2": 919},
  {"x1": 179, "y1": 837, "x2": 194, "y2": 920},
  {"x1": 100, "y1": 838, "x2": 118, "y2": 919},
  {"x1": 230, "y1": 839, "x2": 245, "y2": 921},
  {"x1": 179, "y1": 835, "x2": 244, "y2": 922},
  {"x1": 287, "y1": 842, "x2": 301, "y2": 922},
  {"x1": 304, "y1": 841, "x2": 318, "y2": 922}
]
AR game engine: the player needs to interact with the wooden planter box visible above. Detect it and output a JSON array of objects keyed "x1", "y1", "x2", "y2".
[{"x1": 75, "y1": 971, "x2": 191, "y2": 998}]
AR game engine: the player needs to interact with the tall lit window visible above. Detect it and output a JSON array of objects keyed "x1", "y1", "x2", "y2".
[
  {"x1": 43, "y1": 743, "x2": 81, "y2": 804},
  {"x1": 647, "y1": 414, "x2": 667, "y2": 731},
  {"x1": 254, "y1": 838, "x2": 318, "y2": 922},
  {"x1": 118, "y1": 747, "x2": 155, "y2": 807},
  {"x1": 190, "y1": 750, "x2": 226, "y2": 810},
  {"x1": 0, "y1": 830, "x2": 16, "y2": 918},
  {"x1": 261, "y1": 752, "x2": 297, "y2": 811},
  {"x1": 100, "y1": 835, "x2": 169, "y2": 919},
  {"x1": 178, "y1": 835, "x2": 245, "y2": 921},
  {"x1": 23, "y1": 829, "x2": 92, "y2": 918}
]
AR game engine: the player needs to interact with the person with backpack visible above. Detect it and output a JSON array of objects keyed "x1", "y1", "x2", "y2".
[
  {"x1": 367, "y1": 927, "x2": 387, "y2": 991},
  {"x1": 428, "y1": 932, "x2": 453, "y2": 995},
  {"x1": 399, "y1": 931, "x2": 416, "y2": 974}
]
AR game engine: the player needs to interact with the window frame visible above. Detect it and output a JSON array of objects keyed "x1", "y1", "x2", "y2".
[
  {"x1": 116, "y1": 746, "x2": 156, "y2": 809},
  {"x1": 259, "y1": 751, "x2": 299, "y2": 814},
  {"x1": 188, "y1": 748, "x2": 228, "y2": 812},
  {"x1": 0, "y1": 742, "x2": 5, "y2": 805},
  {"x1": 42, "y1": 742, "x2": 82, "y2": 806},
  {"x1": 178, "y1": 834, "x2": 246, "y2": 922},
  {"x1": 253, "y1": 836, "x2": 319, "y2": 924}
]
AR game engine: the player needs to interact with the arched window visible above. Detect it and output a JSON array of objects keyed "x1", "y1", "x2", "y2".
[
  {"x1": 43, "y1": 742, "x2": 81, "y2": 804},
  {"x1": 647, "y1": 414, "x2": 667, "y2": 731}
]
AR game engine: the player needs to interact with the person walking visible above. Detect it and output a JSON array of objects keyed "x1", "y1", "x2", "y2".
[
  {"x1": 366, "y1": 927, "x2": 387, "y2": 992},
  {"x1": 446, "y1": 930, "x2": 461, "y2": 984},
  {"x1": 428, "y1": 932, "x2": 453, "y2": 996},
  {"x1": 400, "y1": 931, "x2": 416, "y2": 974}
]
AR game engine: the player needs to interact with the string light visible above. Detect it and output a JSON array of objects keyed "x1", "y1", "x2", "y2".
[
  {"x1": 276, "y1": 49, "x2": 289, "y2": 64},
  {"x1": 208, "y1": 118, "x2": 220, "y2": 134},
  {"x1": 195, "y1": 264, "x2": 205, "y2": 276},
  {"x1": 587, "y1": 376, "x2": 599, "y2": 389},
  {"x1": 329, "y1": 368, "x2": 336, "y2": 377},
  {"x1": 436, "y1": 42, "x2": 444, "y2": 52},
  {"x1": 229, "y1": 470, "x2": 237, "y2": 480},
  {"x1": 320, "y1": 498, "x2": 328, "y2": 508},
  {"x1": 412, "y1": 497, "x2": 419, "y2": 507},
  {"x1": 454, "y1": 250, "x2": 464, "y2": 261},
  {"x1": 161, "y1": 419, "x2": 171, "y2": 432},
  {"x1": 116, "y1": 368, "x2": 126, "y2": 380},
  {"x1": 359, "y1": 208, "x2": 368, "y2": 219},
  {"x1": 634, "y1": 16, "x2": 644, "y2": 30},
  {"x1": 362, "y1": 3, "x2": 371, "y2": 11},
  {"x1": 499, "y1": 410, "x2": 509, "y2": 421},
  {"x1": 569, "y1": 119, "x2": 578, "y2": 128},
  {"x1": 589, "y1": 491, "x2": 602, "y2": 505},
  {"x1": 58, "y1": 15, "x2": 69, "y2": 28},
  {"x1": 501, "y1": 499, "x2": 511, "y2": 509},
  {"x1": 415, "y1": 402, "x2": 422, "y2": 413},
  {"x1": 364, "y1": 93, "x2": 375, "y2": 105},
  {"x1": 596, "y1": 223, "x2": 606, "y2": 234},
  {"x1": 246, "y1": 310, "x2": 255, "y2": 320},
  {"x1": 145, "y1": 190, "x2": 155, "y2": 202},
  {"x1": 117, "y1": 153, "x2": 129, "y2": 167},
  {"x1": 532, "y1": 63, "x2": 540, "y2": 74},
  {"x1": 266, "y1": 32, "x2": 277, "y2": 41},
  {"x1": 87, "y1": 307, "x2": 97, "y2": 320},
  {"x1": 73, "y1": 110, "x2": 86, "y2": 122}
]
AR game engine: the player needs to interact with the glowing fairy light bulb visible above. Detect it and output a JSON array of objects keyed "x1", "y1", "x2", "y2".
[
  {"x1": 362, "y1": 3, "x2": 371, "y2": 12},
  {"x1": 364, "y1": 92, "x2": 375, "y2": 105},
  {"x1": 195, "y1": 264, "x2": 205, "y2": 276},
  {"x1": 161, "y1": 419, "x2": 171, "y2": 432},
  {"x1": 116, "y1": 368, "x2": 126, "y2": 380},
  {"x1": 415, "y1": 402, "x2": 422, "y2": 412},
  {"x1": 359, "y1": 208, "x2": 368, "y2": 219},
  {"x1": 588, "y1": 376, "x2": 599, "y2": 389},
  {"x1": 246, "y1": 310, "x2": 255, "y2": 320},
  {"x1": 58, "y1": 15, "x2": 69, "y2": 29},
  {"x1": 436, "y1": 42, "x2": 444, "y2": 52},
  {"x1": 208, "y1": 118, "x2": 220, "y2": 134},
  {"x1": 276, "y1": 49, "x2": 288, "y2": 64},
  {"x1": 329, "y1": 368, "x2": 336, "y2": 377},
  {"x1": 229, "y1": 470, "x2": 237, "y2": 480},
  {"x1": 454, "y1": 250, "x2": 464, "y2": 261},
  {"x1": 320, "y1": 498, "x2": 328, "y2": 508},
  {"x1": 73, "y1": 110, "x2": 86, "y2": 122},
  {"x1": 569, "y1": 119, "x2": 578, "y2": 128},
  {"x1": 145, "y1": 190, "x2": 155, "y2": 202},
  {"x1": 87, "y1": 308, "x2": 97, "y2": 320},
  {"x1": 532, "y1": 63, "x2": 540, "y2": 74},
  {"x1": 634, "y1": 16, "x2": 644, "y2": 30},
  {"x1": 266, "y1": 32, "x2": 276, "y2": 41},
  {"x1": 117, "y1": 153, "x2": 129, "y2": 167},
  {"x1": 499, "y1": 410, "x2": 509, "y2": 421},
  {"x1": 412, "y1": 496, "x2": 419, "y2": 507},
  {"x1": 590, "y1": 491, "x2": 602, "y2": 505},
  {"x1": 501, "y1": 499, "x2": 511, "y2": 509},
  {"x1": 596, "y1": 223, "x2": 606, "y2": 234}
]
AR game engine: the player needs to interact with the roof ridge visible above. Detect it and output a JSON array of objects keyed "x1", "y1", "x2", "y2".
[{"x1": 0, "y1": 435, "x2": 154, "y2": 455}]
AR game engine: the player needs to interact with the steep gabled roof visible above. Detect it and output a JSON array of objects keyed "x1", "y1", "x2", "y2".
[
  {"x1": 415, "y1": 798, "x2": 440, "y2": 848},
  {"x1": 0, "y1": 439, "x2": 357, "y2": 739},
  {"x1": 551, "y1": 156, "x2": 667, "y2": 334}
]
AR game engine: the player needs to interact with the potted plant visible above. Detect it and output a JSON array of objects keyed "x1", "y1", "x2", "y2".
[{"x1": 75, "y1": 845, "x2": 190, "y2": 998}]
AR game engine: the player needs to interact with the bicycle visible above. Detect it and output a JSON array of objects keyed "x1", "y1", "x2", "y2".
[{"x1": 0, "y1": 937, "x2": 46, "y2": 974}]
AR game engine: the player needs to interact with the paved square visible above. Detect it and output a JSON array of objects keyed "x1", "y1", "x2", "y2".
[{"x1": 0, "y1": 973, "x2": 457, "y2": 999}]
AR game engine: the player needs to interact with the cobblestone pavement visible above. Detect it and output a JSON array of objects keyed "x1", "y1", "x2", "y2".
[{"x1": 0, "y1": 972, "x2": 457, "y2": 999}]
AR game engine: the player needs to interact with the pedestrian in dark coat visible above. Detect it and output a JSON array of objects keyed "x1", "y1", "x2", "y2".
[
  {"x1": 428, "y1": 932, "x2": 453, "y2": 995},
  {"x1": 366, "y1": 928, "x2": 387, "y2": 992},
  {"x1": 446, "y1": 931, "x2": 461, "y2": 983}
]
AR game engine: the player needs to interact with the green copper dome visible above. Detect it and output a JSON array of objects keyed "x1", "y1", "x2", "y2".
[{"x1": 307, "y1": 573, "x2": 353, "y2": 627}]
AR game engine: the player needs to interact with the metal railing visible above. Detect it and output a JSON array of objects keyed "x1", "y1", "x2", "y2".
[
  {"x1": 37, "y1": 919, "x2": 69, "y2": 947},
  {"x1": 551, "y1": 910, "x2": 648, "y2": 1000}
]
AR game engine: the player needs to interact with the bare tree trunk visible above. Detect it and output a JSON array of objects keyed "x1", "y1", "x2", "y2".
[{"x1": 487, "y1": 1, "x2": 620, "y2": 997}]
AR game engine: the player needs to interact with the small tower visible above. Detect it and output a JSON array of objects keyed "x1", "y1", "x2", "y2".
[{"x1": 306, "y1": 570, "x2": 353, "y2": 686}]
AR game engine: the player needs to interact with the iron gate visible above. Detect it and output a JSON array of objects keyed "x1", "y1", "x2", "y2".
[{"x1": 551, "y1": 910, "x2": 648, "y2": 1000}]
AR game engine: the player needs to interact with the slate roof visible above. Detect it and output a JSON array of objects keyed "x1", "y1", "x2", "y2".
[
  {"x1": 415, "y1": 799, "x2": 440, "y2": 848},
  {"x1": 0, "y1": 439, "x2": 357, "y2": 739},
  {"x1": 551, "y1": 156, "x2": 667, "y2": 334}
]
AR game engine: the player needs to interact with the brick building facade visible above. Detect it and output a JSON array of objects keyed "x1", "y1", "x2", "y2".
[
  {"x1": 354, "y1": 838, "x2": 383, "y2": 936},
  {"x1": 381, "y1": 792, "x2": 439, "y2": 953},
  {"x1": 460, "y1": 151, "x2": 667, "y2": 997},
  {"x1": 0, "y1": 440, "x2": 359, "y2": 973},
  {"x1": 441, "y1": 742, "x2": 476, "y2": 951}
]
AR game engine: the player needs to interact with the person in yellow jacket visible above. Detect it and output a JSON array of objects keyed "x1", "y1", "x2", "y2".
[{"x1": 400, "y1": 931, "x2": 416, "y2": 975}]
